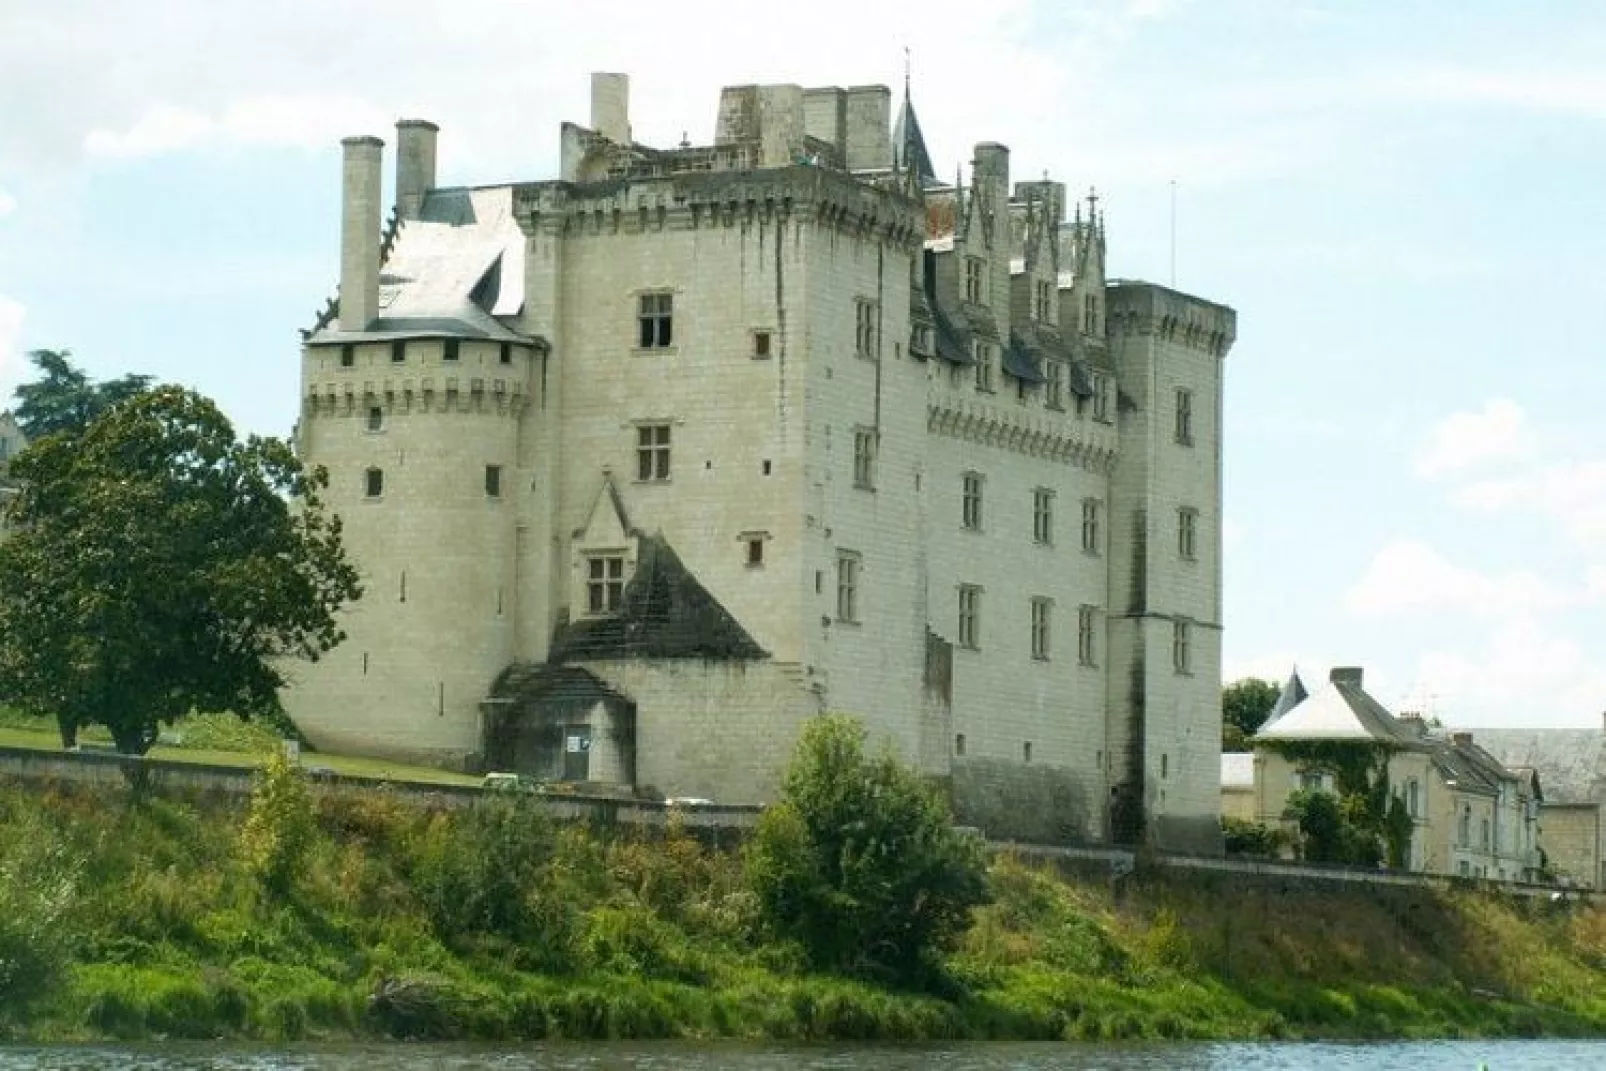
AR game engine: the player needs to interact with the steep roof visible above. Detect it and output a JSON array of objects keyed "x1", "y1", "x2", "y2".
[
  {"x1": 1254, "y1": 673, "x2": 1420, "y2": 747},
  {"x1": 892, "y1": 92, "x2": 938, "y2": 187},
  {"x1": 1473, "y1": 729, "x2": 1606, "y2": 805},
  {"x1": 1268, "y1": 670, "x2": 1309, "y2": 721}
]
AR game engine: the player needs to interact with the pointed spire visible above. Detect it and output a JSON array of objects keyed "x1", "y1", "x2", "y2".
[
  {"x1": 1266, "y1": 669, "x2": 1310, "y2": 726},
  {"x1": 892, "y1": 56, "x2": 937, "y2": 190}
]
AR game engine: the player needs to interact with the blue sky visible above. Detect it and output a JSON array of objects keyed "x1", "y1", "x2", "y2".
[{"x1": 2, "y1": 0, "x2": 1603, "y2": 726}]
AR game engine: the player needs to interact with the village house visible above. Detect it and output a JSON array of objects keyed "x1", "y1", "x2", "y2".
[
  {"x1": 0, "y1": 411, "x2": 25, "y2": 540},
  {"x1": 282, "y1": 73, "x2": 1236, "y2": 851},
  {"x1": 1477, "y1": 725, "x2": 1606, "y2": 889},
  {"x1": 1245, "y1": 667, "x2": 1544, "y2": 881}
]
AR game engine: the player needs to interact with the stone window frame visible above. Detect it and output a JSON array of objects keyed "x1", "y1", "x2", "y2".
[
  {"x1": 742, "y1": 530, "x2": 769, "y2": 568},
  {"x1": 973, "y1": 341, "x2": 995, "y2": 393},
  {"x1": 1177, "y1": 506, "x2": 1199, "y2": 561},
  {"x1": 1172, "y1": 618, "x2": 1192, "y2": 675},
  {"x1": 635, "y1": 290, "x2": 675, "y2": 351},
  {"x1": 365, "y1": 405, "x2": 384, "y2": 433},
  {"x1": 585, "y1": 552, "x2": 627, "y2": 616},
  {"x1": 484, "y1": 464, "x2": 503, "y2": 499},
  {"x1": 1080, "y1": 497, "x2": 1101, "y2": 556},
  {"x1": 1091, "y1": 371, "x2": 1111, "y2": 423},
  {"x1": 1030, "y1": 596, "x2": 1052, "y2": 661},
  {"x1": 852, "y1": 427, "x2": 877, "y2": 491},
  {"x1": 957, "y1": 583, "x2": 982, "y2": 650},
  {"x1": 1034, "y1": 279, "x2": 1053, "y2": 323},
  {"x1": 363, "y1": 467, "x2": 384, "y2": 499},
  {"x1": 1175, "y1": 387, "x2": 1194, "y2": 446},
  {"x1": 751, "y1": 328, "x2": 773, "y2": 360},
  {"x1": 1045, "y1": 359, "x2": 1065, "y2": 410},
  {"x1": 961, "y1": 472, "x2": 984, "y2": 532},
  {"x1": 835, "y1": 550, "x2": 861, "y2": 625},
  {"x1": 963, "y1": 257, "x2": 985, "y2": 304},
  {"x1": 1077, "y1": 605, "x2": 1098, "y2": 667},
  {"x1": 1032, "y1": 487, "x2": 1054, "y2": 546},
  {"x1": 854, "y1": 298, "x2": 878, "y2": 360},
  {"x1": 634, "y1": 422, "x2": 672, "y2": 482}
]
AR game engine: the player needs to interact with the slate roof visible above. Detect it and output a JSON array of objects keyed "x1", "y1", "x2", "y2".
[
  {"x1": 489, "y1": 663, "x2": 629, "y2": 707},
  {"x1": 892, "y1": 92, "x2": 938, "y2": 188},
  {"x1": 1254, "y1": 674, "x2": 1423, "y2": 747},
  {"x1": 547, "y1": 534, "x2": 768, "y2": 663},
  {"x1": 309, "y1": 185, "x2": 532, "y2": 344},
  {"x1": 1473, "y1": 729, "x2": 1606, "y2": 806},
  {"x1": 1268, "y1": 670, "x2": 1309, "y2": 722}
]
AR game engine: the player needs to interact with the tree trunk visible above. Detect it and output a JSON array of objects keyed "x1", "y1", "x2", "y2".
[
  {"x1": 110, "y1": 720, "x2": 156, "y2": 756},
  {"x1": 56, "y1": 714, "x2": 78, "y2": 750}
]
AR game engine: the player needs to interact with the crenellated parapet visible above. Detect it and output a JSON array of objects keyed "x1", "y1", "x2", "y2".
[
  {"x1": 303, "y1": 373, "x2": 531, "y2": 421},
  {"x1": 927, "y1": 388, "x2": 1119, "y2": 474}
]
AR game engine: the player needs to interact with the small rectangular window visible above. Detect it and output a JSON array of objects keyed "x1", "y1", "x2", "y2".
[
  {"x1": 747, "y1": 537, "x2": 765, "y2": 567},
  {"x1": 1030, "y1": 597, "x2": 1052, "y2": 661},
  {"x1": 366, "y1": 406, "x2": 383, "y2": 432},
  {"x1": 1081, "y1": 498, "x2": 1101, "y2": 555},
  {"x1": 485, "y1": 464, "x2": 502, "y2": 498},
  {"x1": 1035, "y1": 280, "x2": 1052, "y2": 322},
  {"x1": 443, "y1": 339, "x2": 461, "y2": 362},
  {"x1": 958, "y1": 585, "x2": 981, "y2": 649},
  {"x1": 964, "y1": 257, "x2": 985, "y2": 304},
  {"x1": 340, "y1": 344, "x2": 355, "y2": 368},
  {"x1": 391, "y1": 340, "x2": 406, "y2": 364},
  {"x1": 365, "y1": 467, "x2": 384, "y2": 498},
  {"x1": 1173, "y1": 619, "x2": 1192, "y2": 674},
  {"x1": 1178, "y1": 507, "x2": 1198, "y2": 561},
  {"x1": 853, "y1": 428, "x2": 876, "y2": 490},
  {"x1": 1077, "y1": 605, "x2": 1097, "y2": 667},
  {"x1": 1175, "y1": 388, "x2": 1194, "y2": 445},
  {"x1": 636, "y1": 423, "x2": 671, "y2": 481},
  {"x1": 637, "y1": 292, "x2": 674, "y2": 349},
  {"x1": 955, "y1": 733, "x2": 966, "y2": 757},
  {"x1": 836, "y1": 553, "x2": 860, "y2": 623},
  {"x1": 962, "y1": 473, "x2": 983, "y2": 531},
  {"x1": 855, "y1": 299, "x2": 877, "y2": 358},
  {"x1": 1046, "y1": 360, "x2": 1064, "y2": 410},
  {"x1": 1082, "y1": 293, "x2": 1099, "y2": 334},
  {"x1": 499, "y1": 342, "x2": 512, "y2": 365},
  {"x1": 1033, "y1": 488, "x2": 1054, "y2": 545},
  {"x1": 587, "y1": 555, "x2": 625, "y2": 614},
  {"x1": 973, "y1": 342, "x2": 994, "y2": 392},
  {"x1": 753, "y1": 330, "x2": 772, "y2": 359},
  {"x1": 1092, "y1": 372, "x2": 1110, "y2": 422}
]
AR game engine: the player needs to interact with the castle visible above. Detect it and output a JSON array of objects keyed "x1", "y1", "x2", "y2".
[{"x1": 285, "y1": 73, "x2": 1236, "y2": 851}]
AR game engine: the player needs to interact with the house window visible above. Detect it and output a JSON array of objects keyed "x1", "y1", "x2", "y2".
[
  {"x1": 366, "y1": 406, "x2": 383, "y2": 432},
  {"x1": 1175, "y1": 388, "x2": 1194, "y2": 445},
  {"x1": 1092, "y1": 372, "x2": 1110, "y2": 422},
  {"x1": 587, "y1": 555, "x2": 625, "y2": 614},
  {"x1": 911, "y1": 323, "x2": 933, "y2": 357},
  {"x1": 853, "y1": 428, "x2": 876, "y2": 490},
  {"x1": 1033, "y1": 488, "x2": 1054, "y2": 545},
  {"x1": 962, "y1": 473, "x2": 983, "y2": 531},
  {"x1": 1172, "y1": 619, "x2": 1191, "y2": 674},
  {"x1": 964, "y1": 257, "x2": 985, "y2": 304},
  {"x1": 1407, "y1": 779, "x2": 1421, "y2": 819},
  {"x1": 1080, "y1": 498, "x2": 1101, "y2": 555},
  {"x1": 1300, "y1": 769, "x2": 1325, "y2": 792},
  {"x1": 1030, "y1": 597, "x2": 1052, "y2": 661},
  {"x1": 636, "y1": 423, "x2": 671, "y2": 481},
  {"x1": 340, "y1": 344, "x2": 355, "y2": 368},
  {"x1": 391, "y1": 340, "x2": 406, "y2": 363},
  {"x1": 1480, "y1": 817, "x2": 1490, "y2": 850},
  {"x1": 957, "y1": 585, "x2": 981, "y2": 649},
  {"x1": 364, "y1": 467, "x2": 384, "y2": 498},
  {"x1": 1035, "y1": 279, "x2": 1052, "y2": 322},
  {"x1": 753, "y1": 330, "x2": 772, "y2": 359},
  {"x1": 836, "y1": 552, "x2": 860, "y2": 623},
  {"x1": 855, "y1": 299, "x2": 877, "y2": 358},
  {"x1": 1046, "y1": 360, "x2": 1064, "y2": 409},
  {"x1": 1077, "y1": 606, "x2": 1097, "y2": 667},
  {"x1": 443, "y1": 339, "x2": 461, "y2": 363},
  {"x1": 499, "y1": 342, "x2": 512, "y2": 365},
  {"x1": 1459, "y1": 804, "x2": 1471, "y2": 847},
  {"x1": 1178, "y1": 507, "x2": 1198, "y2": 561},
  {"x1": 974, "y1": 342, "x2": 994, "y2": 392},
  {"x1": 637, "y1": 292, "x2": 674, "y2": 349},
  {"x1": 484, "y1": 464, "x2": 502, "y2": 498}
]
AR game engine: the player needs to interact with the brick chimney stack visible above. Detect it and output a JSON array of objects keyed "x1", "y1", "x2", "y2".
[{"x1": 339, "y1": 135, "x2": 384, "y2": 332}]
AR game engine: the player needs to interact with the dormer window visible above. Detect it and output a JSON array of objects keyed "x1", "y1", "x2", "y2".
[
  {"x1": 586, "y1": 554, "x2": 625, "y2": 614},
  {"x1": 964, "y1": 258, "x2": 985, "y2": 304},
  {"x1": 1035, "y1": 280, "x2": 1052, "y2": 322}
]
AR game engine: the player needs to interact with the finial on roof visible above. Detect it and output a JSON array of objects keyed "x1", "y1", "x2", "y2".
[{"x1": 904, "y1": 45, "x2": 911, "y2": 95}]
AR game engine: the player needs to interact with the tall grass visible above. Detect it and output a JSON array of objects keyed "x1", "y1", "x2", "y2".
[{"x1": 0, "y1": 777, "x2": 1602, "y2": 1043}]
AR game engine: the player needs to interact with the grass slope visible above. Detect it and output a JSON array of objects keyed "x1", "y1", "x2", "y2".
[{"x1": 0, "y1": 776, "x2": 1602, "y2": 1044}]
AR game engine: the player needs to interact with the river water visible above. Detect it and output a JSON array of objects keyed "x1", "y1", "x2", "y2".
[{"x1": 1, "y1": 1041, "x2": 1603, "y2": 1070}]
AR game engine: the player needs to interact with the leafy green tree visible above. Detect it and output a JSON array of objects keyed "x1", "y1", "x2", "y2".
[
  {"x1": 1222, "y1": 677, "x2": 1281, "y2": 750},
  {"x1": 10, "y1": 349, "x2": 151, "y2": 441},
  {"x1": 239, "y1": 749, "x2": 319, "y2": 898},
  {"x1": 0, "y1": 387, "x2": 361, "y2": 753},
  {"x1": 745, "y1": 714, "x2": 989, "y2": 987}
]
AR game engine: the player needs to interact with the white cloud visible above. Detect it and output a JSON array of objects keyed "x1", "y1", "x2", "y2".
[
  {"x1": 1453, "y1": 459, "x2": 1606, "y2": 553},
  {"x1": 0, "y1": 189, "x2": 14, "y2": 219},
  {"x1": 84, "y1": 94, "x2": 392, "y2": 159},
  {"x1": 1344, "y1": 538, "x2": 1574, "y2": 618},
  {"x1": 0, "y1": 293, "x2": 25, "y2": 393},
  {"x1": 1414, "y1": 398, "x2": 1536, "y2": 480},
  {"x1": 1411, "y1": 616, "x2": 1606, "y2": 725}
]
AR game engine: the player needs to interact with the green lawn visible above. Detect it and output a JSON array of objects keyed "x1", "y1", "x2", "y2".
[{"x1": 0, "y1": 714, "x2": 481, "y2": 788}]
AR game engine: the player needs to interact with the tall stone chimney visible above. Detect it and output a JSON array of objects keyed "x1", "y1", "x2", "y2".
[
  {"x1": 395, "y1": 119, "x2": 438, "y2": 222},
  {"x1": 1452, "y1": 731, "x2": 1473, "y2": 748},
  {"x1": 843, "y1": 85, "x2": 891, "y2": 170},
  {"x1": 1329, "y1": 666, "x2": 1363, "y2": 687},
  {"x1": 590, "y1": 72, "x2": 631, "y2": 145},
  {"x1": 339, "y1": 135, "x2": 384, "y2": 333}
]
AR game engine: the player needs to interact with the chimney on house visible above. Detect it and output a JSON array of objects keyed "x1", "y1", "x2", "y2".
[
  {"x1": 1329, "y1": 666, "x2": 1364, "y2": 687},
  {"x1": 339, "y1": 135, "x2": 384, "y2": 332},
  {"x1": 843, "y1": 85, "x2": 892, "y2": 170},
  {"x1": 1397, "y1": 710, "x2": 1425, "y2": 736},
  {"x1": 395, "y1": 119, "x2": 438, "y2": 222},
  {"x1": 590, "y1": 72, "x2": 631, "y2": 145},
  {"x1": 1452, "y1": 731, "x2": 1473, "y2": 748}
]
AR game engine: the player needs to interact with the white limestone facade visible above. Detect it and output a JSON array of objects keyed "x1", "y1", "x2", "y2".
[{"x1": 282, "y1": 74, "x2": 1237, "y2": 851}]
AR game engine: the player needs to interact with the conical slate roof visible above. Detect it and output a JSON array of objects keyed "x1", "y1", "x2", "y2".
[
  {"x1": 1267, "y1": 669, "x2": 1309, "y2": 722},
  {"x1": 892, "y1": 93, "x2": 937, "y2": 187}
]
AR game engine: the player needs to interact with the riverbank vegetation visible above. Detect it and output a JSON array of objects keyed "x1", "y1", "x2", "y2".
[{"x1": 1, "y1": 727, "x2": 1604, "y2": 1044}]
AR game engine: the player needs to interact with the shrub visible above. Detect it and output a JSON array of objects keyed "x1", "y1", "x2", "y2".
[
  {"x1": 239, "y1": 750, "x2": 318, "y2": 897},
  {"x1": 0, "y1": 810, "x2": 80, "y2": 1016},
  {"x1": 744, "y1": 715, "x2": 988, "y2": 987}
]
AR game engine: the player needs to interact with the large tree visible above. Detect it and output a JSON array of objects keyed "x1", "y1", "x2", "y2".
[
  {"x1": 1222, "y1": 677, "x2": 1282, "y2": 750},
  {"x1": 10, "y1": 349, "x2": 152, "y2": 441},
  {"x1": 0, "y1": 387, "x2": 361, "y2": 753}
]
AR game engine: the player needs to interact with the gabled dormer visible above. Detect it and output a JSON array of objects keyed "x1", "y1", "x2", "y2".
[{"x1": 570, "y1": 473, "x2": 640, "y2": 619}]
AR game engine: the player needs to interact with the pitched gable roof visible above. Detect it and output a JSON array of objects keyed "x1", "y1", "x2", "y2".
[
  {"x1": 1255, "y1": 670, "x2": 1420, "y2": 747},
  {"x1": 1473, "y1": 729, "x2": 1606, "y2": 805}
]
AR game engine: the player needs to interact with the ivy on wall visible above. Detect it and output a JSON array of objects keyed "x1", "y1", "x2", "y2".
[{"x1": 1262, "y1": 740, "x2": 1414, "y2": 869}]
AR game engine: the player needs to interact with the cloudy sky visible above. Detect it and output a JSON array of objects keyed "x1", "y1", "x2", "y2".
[{"x1": 2, "y1": 0, "x2": 1603, "y2": 727}]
